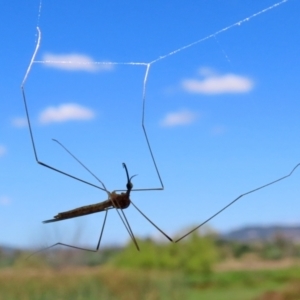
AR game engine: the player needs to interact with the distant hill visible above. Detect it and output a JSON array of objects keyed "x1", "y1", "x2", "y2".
[
  {"x1": 2, "y1": 225, "x2": 300, "y2": 252},
  {"x1": 0, "y1": 245, "x2": 19, "y2": 254},
  {"x1": 222, "y1": 225, "x2": 300, "y2": 243}
]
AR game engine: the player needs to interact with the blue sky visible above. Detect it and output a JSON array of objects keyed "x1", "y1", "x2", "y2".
[{"x1": 1, "y1": 0, "x2": 300, "y2": 250}]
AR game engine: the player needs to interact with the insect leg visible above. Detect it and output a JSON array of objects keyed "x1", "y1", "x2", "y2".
[
  {"x1": 111, "y1": 204, "x2": 140, "y2": 251},
  {"x1": 175, "y1": 163, "x2": 300, "y2": 242},
  {"x1": 27, "y1": 209, "x2": 109, "y2": 259},
  {"x1": 21, "y1": 87, "x2": 105, "y2": 191},
  {"x1": 52, "y1": 139, "x2": 107, "y2": 191},
  {"x1": 130, "y1": 200, "x2": 173, "y2": 242},
  {"x1": 96, "y1": 208, "x2": 109, "y2": 250}
]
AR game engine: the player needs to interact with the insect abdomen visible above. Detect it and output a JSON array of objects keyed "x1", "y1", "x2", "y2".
[{"x1": 55, "y1": 200, "x2": 111, "y2": 220}]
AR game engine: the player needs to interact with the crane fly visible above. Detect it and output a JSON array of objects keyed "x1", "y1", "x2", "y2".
[
  {"x1": 38, "y1": 160, "x2": 172, "y2": 253},
  {"x1": 26, "y1": 138, "x2": 172, "y2": 255},
  {"x1": 21, "y1": 91, "x2": 172, "y2": 254},
  {"x1": 21, "y1": 28, "x2": 172, "y2": 254},
  {"x1": 22, "y1": 28, "x2": 300, "y2": 253},
  {"x1": 43, "y1": 163, "x2": 134, "y2": 224}
]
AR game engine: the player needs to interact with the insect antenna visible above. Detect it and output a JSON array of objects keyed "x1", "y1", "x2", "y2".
[
  {"x1": 46, "y1": 141, "x2": 141, "y2": 250},
  {"x1": 176, "y1": 163, "x2": 300, "y2": 243},
  {"x1": 115, "y1": 65, "x2": 163, "y2": 193},
  {"x1": 107, "y1": 163, "x2": 140, "y2": 250},
  {"x1": 122, "y1": 163, "x2": 173, "y2": 242},
  {"x1": 52, "y1": 140, "x2": 143, "y2": 249}
]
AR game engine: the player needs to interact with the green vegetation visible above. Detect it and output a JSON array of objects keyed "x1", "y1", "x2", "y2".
[
  {"x1": 1, "y1": 265, "x2": 300, "y2": 299},
  {"x1": 0, "y1": 267, "x2": 188, "y2": 300},
  {"x1": 111, "y1": 231, "x2": 218, "y2": 275},
  {"x1": 1, "y1": 229, "x2": 300, "y2": 299}
]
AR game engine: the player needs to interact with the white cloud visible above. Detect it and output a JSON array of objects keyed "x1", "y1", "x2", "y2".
[
  {"x1": 182, "y1": 68, "x2": 254, "y2": 94},
  {"x1": 0, "y1": 145, "x2": 6, "y2": 157},
  {"x1": 42, "y1": 53, "x2": 114, "y2": 72},
  {"x1": 12, "y1": 117, "x2": 28, "y2": 128},
  {"x1": 0, "y1": 196, "x2": 11, "y2": 206},
  {"x1": 39, "y1": 103, "x2": 95, "y2": 124},
  {"x1": 160, "y1": 109, "x2": 197, "y2": 127}
]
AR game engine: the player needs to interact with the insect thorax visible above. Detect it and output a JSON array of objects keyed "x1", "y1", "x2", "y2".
[{"x1": 110, "y1": 191, "x2": 131, "y2": 209}]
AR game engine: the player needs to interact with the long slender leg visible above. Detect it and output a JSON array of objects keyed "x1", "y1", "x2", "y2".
[
  {"x1": 109, "y1": 199, "x2": 140, "y2": 251},
  {"x1": 96, "y1": 208, "x2": 108, "y2": 250},
  {"x1": 115, "y1": 65, "x2": 164, "y2": 193},
  {"x1": 140, "y1": 64, "x2": 163, "y2": 192},
  {"x1": 52, "y1": 139, "x2": 107, "y2": 191},
  {"x1": 27, "y1": 209, "x2": 109, "y2": 259},
  {"x1": 176, "y1": 163, "x2": 300, "y2": 242},
  {"x1": 130, "y1": 200, "x2": 173, "y2": 242},
  {"x1": 21, "y1": 87, "x2": 105, "y2": 192},
  {"x1": 119, "y1": 209, "x2": 140, "y2": 250}
]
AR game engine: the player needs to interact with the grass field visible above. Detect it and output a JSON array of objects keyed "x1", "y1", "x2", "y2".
[
  {"x1": 2, "y1": 236, "x2": 300, "y2": 299},
  {"x1": 1, "y1": 264, "x2": 300, "y2": 300}
]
